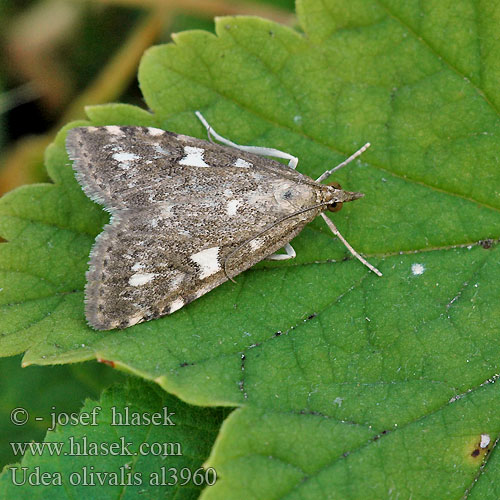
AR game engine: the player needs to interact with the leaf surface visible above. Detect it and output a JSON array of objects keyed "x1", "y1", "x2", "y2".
[
  {"x1": 0, "y1": 379, "x2": 224, "y2": 499},
  {"x1": 1, "y1": 1, "x2": 499, "y2": 498}
]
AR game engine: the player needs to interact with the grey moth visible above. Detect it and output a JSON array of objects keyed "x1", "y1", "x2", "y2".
[{"x1": 66, "y1": 112, "x2": 381, "y2": 330}]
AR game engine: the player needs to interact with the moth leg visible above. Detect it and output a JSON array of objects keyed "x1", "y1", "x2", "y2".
[
  {"x1": 266, "y1": 242, "x2": 296, "y2": 261},
  {"x1": 195, "y1": 111, "x2": 299, "y2": 169},
  {"x1": 206, "y1": 125, "x2": 215, "y2": 144}
]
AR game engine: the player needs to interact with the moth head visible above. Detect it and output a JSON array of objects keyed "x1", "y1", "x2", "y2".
[{"x1": 326, "y1": 181, "x2": 364, "y2": 212}]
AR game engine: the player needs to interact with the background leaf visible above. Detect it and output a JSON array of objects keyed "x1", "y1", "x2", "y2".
[
  {"x1": 0, "y1": 356, "x2": 122, "y2": 469},
  {"x1": 0, "y1": 378, "x2": 225, "y2": 499},
  {"x1": 0, "y1": 0, "x2": 499, "y2": 498}
]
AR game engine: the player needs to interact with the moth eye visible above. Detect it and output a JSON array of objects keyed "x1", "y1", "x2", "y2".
[
  {"x1": 328, "y1": 201, "x2": 343, "y2": 213},
  {"x1": 327, "y1": 181, "x2": 343, "y2": 211}
]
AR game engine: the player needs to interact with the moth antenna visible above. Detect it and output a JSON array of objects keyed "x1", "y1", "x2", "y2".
[
  {"x1": 316, "y1": 143, "x2": 371, "y2": 183},
  {"x1": 319, "y1": 212, "x2": 382, "y2": 276},
  {"x1": 223, "y1": 202, "x2": 332, "y2": 281}
]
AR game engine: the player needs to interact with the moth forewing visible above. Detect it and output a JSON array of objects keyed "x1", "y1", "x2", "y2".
[
  {"x1": 84, "y1": 183, "x2": 323, "y2": 330},
  {"x1": 66, "y1": 119, "x2": 379, "y2": 331}
]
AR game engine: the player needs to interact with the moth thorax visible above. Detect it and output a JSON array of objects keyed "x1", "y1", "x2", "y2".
[{"x1": 273, "y1": 182, "x2": 315, "y2": 211}]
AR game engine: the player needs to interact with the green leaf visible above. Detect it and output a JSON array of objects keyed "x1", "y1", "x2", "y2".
[
  {"x1": 0, "y1": 357, "x2": 122, "y2": 469},
  {"x1": 1, "y1": 1, "x2": 499, "y2": 498},
  {"x1": 0, "y1": 378, "x2": 225, "y2": 499}
]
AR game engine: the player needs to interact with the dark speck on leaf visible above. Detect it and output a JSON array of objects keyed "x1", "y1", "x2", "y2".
[
  {"x1": 479, "y1": 239, "x2": 494, "y2": 249},
  {"x1": 471, "y1": 449, "x2": 480, "y2": 457}
]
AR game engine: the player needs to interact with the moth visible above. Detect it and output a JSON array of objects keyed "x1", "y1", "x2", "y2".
[{"x1": 66, "y1": 112, "x2": 381, "y2": 330}]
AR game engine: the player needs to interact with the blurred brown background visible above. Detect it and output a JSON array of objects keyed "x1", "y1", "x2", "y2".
[{"x1": 0, "y1": 0, "x2": 295, "y2": 195}]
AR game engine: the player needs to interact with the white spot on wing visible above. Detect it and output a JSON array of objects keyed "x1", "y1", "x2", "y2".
[
  {"x1": 169, "y1": 273, "x2": 185, "y2": 289},
  {"x1": 160, "y1": 203, "x2": 175, "y2": 217},
  {"x1": 190, "y1": 247, "x2": 220, "y2": 279},
  {"x1": 129, "y1": 272, "x2": 156, "y2": 286},
  {"x1": 112, "y1": 151, "x2": 140, "y2": 170},
  {"x1": 113, "y1": 152, "x2": 139, "y2": 162},
  {"x1": 234, "y1": 158, "x2": 252, "y2": 168},
  {"x1": 250, "y1": 238, "x2": 264, "y2": 251},
  {"x1": 411, "y1": 263, "x2": 425, "y2": 276},
  {"x1": 169, "y1": 298, "x2": 184, "y2": 313},
  {"x1": 227, "y1": 199, "x2": 241, "y2": 216},
  {"x1": 179, "y1": 146, "x2": 210, "y2": 167},
  {"x1": 131, "y1": 262, "x2": 144, "y2": 272},
  {"x1": 147, "y1": 127, "x2": 164, "y2": 136},
  {"x1": 105, "y1": 126, "x2": 124, "y2": 135},
  {"x1": 153, "y1": 144, "x2": 169, "y2": 156}
]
